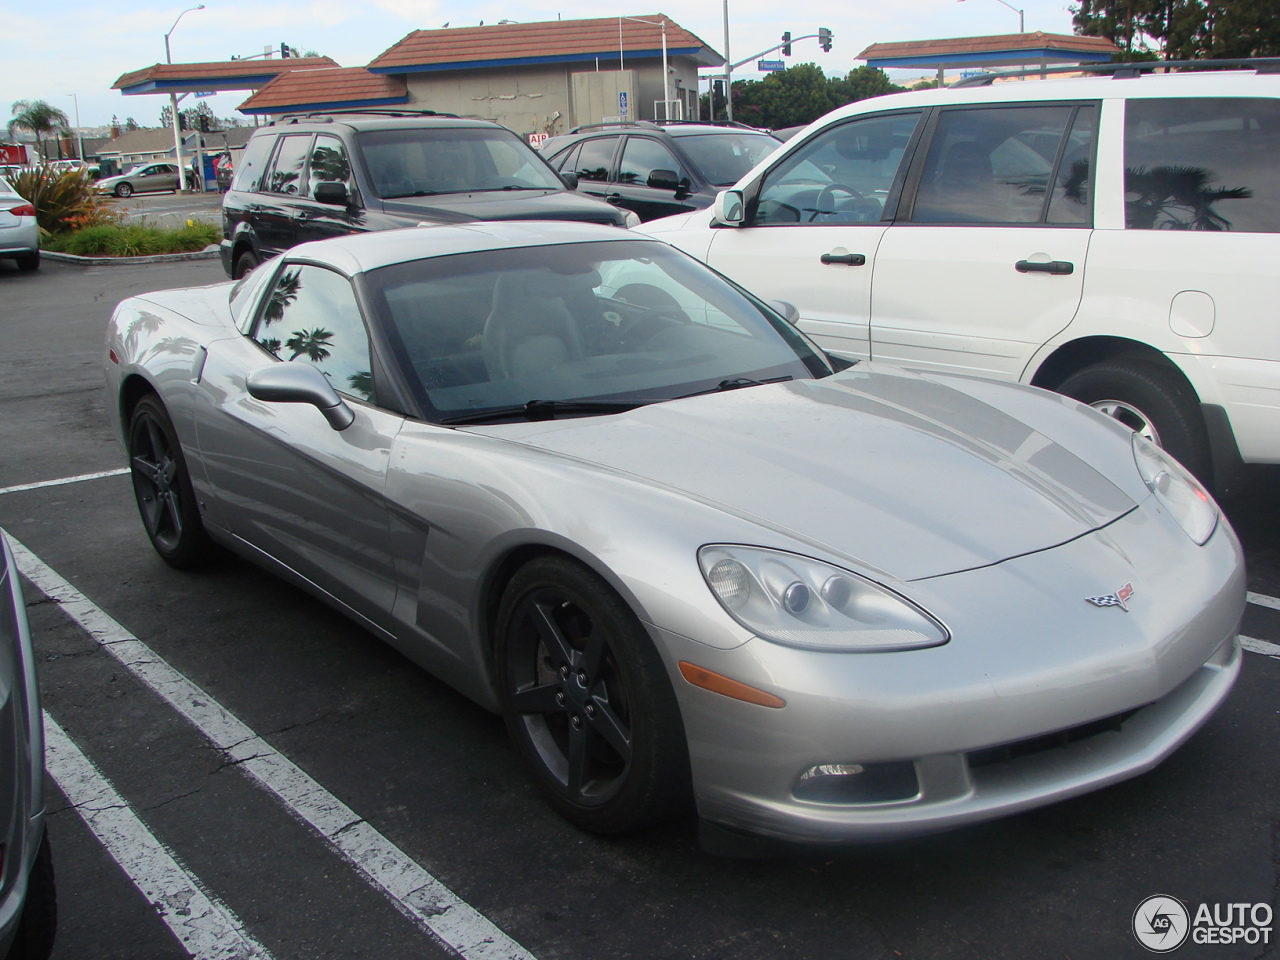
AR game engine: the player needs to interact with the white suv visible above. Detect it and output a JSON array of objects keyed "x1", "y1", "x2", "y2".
[{"x1": 639, "y1": 64, "x2": 1280, "y2": 489}]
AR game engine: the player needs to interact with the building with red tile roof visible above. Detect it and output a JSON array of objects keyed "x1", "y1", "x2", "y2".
[{"x1": 858, "y1": 32, "x2": 1121, "y2": 85}]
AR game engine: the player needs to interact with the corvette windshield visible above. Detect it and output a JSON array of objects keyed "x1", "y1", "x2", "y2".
[{"x1": 365, "y1": 239, "x2": 830, "y2": 422}]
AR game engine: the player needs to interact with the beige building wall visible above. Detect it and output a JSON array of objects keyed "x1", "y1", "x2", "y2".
[{"x1": 403, "y1": 56, "x2": 704, "y2": 138}]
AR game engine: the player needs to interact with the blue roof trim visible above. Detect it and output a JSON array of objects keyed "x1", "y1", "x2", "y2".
[
  {"x1": 369, "y1": 47, "x2": 704, "y2": 75},
  {"x1": 241, "y1": 94, "x2": 411, "y2": 116},
  {"x1": 865, "y1": 48, "x2": 1116, "y2": 68},
  {"x1": 120, "y1": 75, "x2": 280, "y2": 96}
]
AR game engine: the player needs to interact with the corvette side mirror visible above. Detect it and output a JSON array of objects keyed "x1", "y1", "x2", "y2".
[{"x1": 246, "y1": 362, "x2": 355, "y2": 431}]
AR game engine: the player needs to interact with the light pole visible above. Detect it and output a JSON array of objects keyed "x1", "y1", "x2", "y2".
[
  {"x1": 164, "y1": 4, "x2": 205, "y2": 192},
  {"x1": 722, "y1": 0, "x2": 732, "y2": 121},
  {"x1": 619, "y1": 16, "x2": 672, "y2": 120},
  {"x1": 958, "y1": 0, "x2": 1025, "y2": 33},
  {"x1": 66, "y1": 94, "x2": 84, "y2": 163}
]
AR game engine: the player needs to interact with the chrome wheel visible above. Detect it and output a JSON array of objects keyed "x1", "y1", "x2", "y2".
[{"x1": 1088, "y1": 399, "x2": 1161, "y2": 446}]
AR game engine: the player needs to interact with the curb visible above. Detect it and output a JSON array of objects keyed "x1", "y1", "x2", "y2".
[{"x1": 41, "y1": 247, "x2": 221, "y2": 267}]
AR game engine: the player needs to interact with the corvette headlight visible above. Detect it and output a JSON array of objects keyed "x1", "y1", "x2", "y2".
[
  {"x1": 622, "y1": 209, "x2": 643, "y2": 229},
  {"x1": 1132, "y1": 434, "x2": 1218, "y2": 545},
  {"x1": 698, "y1": 545, "x2": 948, "y2": 652}
]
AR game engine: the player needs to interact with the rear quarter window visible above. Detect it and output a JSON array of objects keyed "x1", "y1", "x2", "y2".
[{"x1": 1124, "y1": 97, "x2": 1280, "y2": 233}]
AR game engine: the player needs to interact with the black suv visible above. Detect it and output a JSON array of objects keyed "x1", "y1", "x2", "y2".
[
  {"x1": 539, "y1": 121, "x2": 781, "y2": 222},
  {"x1": 220, "y1": 112, "x2": 633, "y2": 279}
]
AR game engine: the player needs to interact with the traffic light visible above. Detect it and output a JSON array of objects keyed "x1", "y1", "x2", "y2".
[
  {"x1": 178, "y1": 112, "x2": 187, "y2": 131},
  {"x1": 819, "y1": 27, "x2": 833, "y2": 52},
  {"x1": 280, "y1": 42, "x2": 293, "y2": 58},
  {"x1": 781, "y1": 31, "x2": 792, "y2": 56}
]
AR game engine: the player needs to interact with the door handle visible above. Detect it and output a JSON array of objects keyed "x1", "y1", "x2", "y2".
[
  {"x1": 820, "y1": 253, "x2": 866, "y2": 266},
  {"x1": 1015, "y1": 259, "x2": 1074, "y2": 275},
  {"x1": 605, "y1": 194, "x2": 624, "y2": 205}
]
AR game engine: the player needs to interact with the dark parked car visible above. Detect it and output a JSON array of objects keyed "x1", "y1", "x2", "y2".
[
  {"x1": 220, "y1": 111, "x2": 634, "y2": 279},
  {"x1": 539, "y1": 121, "x2": 780, "y2": 222}
]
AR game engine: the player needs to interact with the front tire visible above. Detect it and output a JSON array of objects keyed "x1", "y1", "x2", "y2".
[
  {"x1": 233, "y1": 249, "x2": 259, "y2": 280},
  {"x1": 114, "y1": 182, "x2": 132, "y2": 198},
  {"x1": 1058, "y1": 358, "x2": 1212, "y2": 482},
  {"x1": 128, "y1": 395, "x2": 217, "y2": 568},
  {"x1": 8, "y1": 828, "x2": 56, "y2": 960},
  {"x1": 496, "y1": 556, "x2": 690, "y2": 834}
]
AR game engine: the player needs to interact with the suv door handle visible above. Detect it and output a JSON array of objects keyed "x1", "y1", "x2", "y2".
[
  {"x1": 1015, "y1": 259, "x2": 1074, "y2": 275},
  {"x1": 820, "y1": 253, "x2": 866, "y2": 266},
  {"x1": 605, "y1": 194, "x2": 624, "y2": 205}
]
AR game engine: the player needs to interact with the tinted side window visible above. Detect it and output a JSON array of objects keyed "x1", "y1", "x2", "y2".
[
  {"x1": 617, "y1": 138, "x2": 686, "y2": 186},
  {"x1": 1125, "y1": 97, "x2": 1280, "y2": 233},
  {"x1": 265, "y1": 134, "x2": 313, "y2": 196},
  {"x1": 755, "y1": 112, "x2": 920, "y2": 225},
  {"x1": 231, "y1": 134, "x2": 276, "y2": 193},
  {"x1": 574, "y1": 137, "x2": 616, "y2": 183},
  {"x1": 252, "y1": 264, "x2": 373, "y2": 401},
  {"x1": 308, "y1": 135, "x2": 352, "y2": 198},
  {"x1": 550, "y1": 144, "x2": 579, "y2": 172},
  {"x1": 1046, "y1": 105, "x2": 1097, "y2": 225},
  {"x1": 911, "y1": 105, "x2": 1082, "y2": 225}
]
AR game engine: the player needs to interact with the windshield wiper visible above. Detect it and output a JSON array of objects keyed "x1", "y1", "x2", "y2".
[
  {"x1": 467, "y1": 185, "x2": 554, "y2": 193},
  {"x1": 440, "y1": 399, "x2": 647, "y2": 425},
  {"x1": 672, "y1": 375, "x2": 793, "y2": 401},
  {"x1": 383, "y1": 189, "x2": 440, "y2": 198}
]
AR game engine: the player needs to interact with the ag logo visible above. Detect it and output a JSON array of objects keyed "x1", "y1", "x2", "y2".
[{"x1": 1133, "y1": 895, "x2": 1190, "y2": 952}]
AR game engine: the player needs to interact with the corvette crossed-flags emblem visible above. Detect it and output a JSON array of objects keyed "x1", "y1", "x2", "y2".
[{"x1": 1086, "y1": 583, "x2": 1134, "y2": 611}]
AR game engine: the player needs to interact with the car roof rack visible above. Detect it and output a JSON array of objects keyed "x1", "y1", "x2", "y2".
[
  {"x1": 567, "y1": 119, "x2": 764, "y2": 134},
  {"x1": 269, "y1": 108, "x2": 460, "y2": 124},
  {"x1": 952, "y1": 56, "x2": 1280, "y2": 87}
]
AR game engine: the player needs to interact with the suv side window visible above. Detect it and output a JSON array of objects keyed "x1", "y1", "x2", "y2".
[
  {"x1": 307, "y1": 134, "x2": 353, "y2": 197},
  {"x1": 573, "y1": 137, "x2": 616, "y2": 183},
  {"x1": 252, "y1": 264, "x2": 373, "y2": 401},
  {"x1": 1124, "y1": 97, "x2": 1280, "y2": 233},
  {"x1": 617, "y1": 137, "x2": 687, "y2": 186},
  {"x1": 911, "y1": 105, "x2": 1094, "y2": 225},
  {"x1": 231, "y1": 134, "x2": 276, "y2": 193},
  {"x1": 754, "y1": 111, "x2": 921, "y2": 225},
  {"x1": 265, "y1": 134, "x2": 313, "y2": 196}
]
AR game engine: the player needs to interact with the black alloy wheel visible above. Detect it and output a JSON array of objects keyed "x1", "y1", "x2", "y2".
[
  {"x1": 128, "y1": 395, "x2": 217, "y2": 568},
  {"x1": 496, "y1": 556, "x2": 690, "y2": 834}
]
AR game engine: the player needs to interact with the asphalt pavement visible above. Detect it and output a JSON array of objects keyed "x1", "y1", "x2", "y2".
[
  {"x1": 1, "y1": 254, "x2": 1277, "y2": 960},
  {"x1": 99, "y1": 188, "x2": 224, "y2": 229}
]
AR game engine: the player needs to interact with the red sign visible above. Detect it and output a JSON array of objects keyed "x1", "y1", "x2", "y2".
[
  {"x1": 528, "y1": 133, "x2": 549, "y2": 147},
  {"x1": 0, "y1": 144, "x2": 28, "y2": 164}
]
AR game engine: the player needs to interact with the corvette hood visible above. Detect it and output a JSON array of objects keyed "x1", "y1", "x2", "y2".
[
  {"x1": 486, "y1": 369, "x2": 1137, "y2": 581},
  {"x1": 379, "y1": 189, "x2": 624, "y2": 225}
]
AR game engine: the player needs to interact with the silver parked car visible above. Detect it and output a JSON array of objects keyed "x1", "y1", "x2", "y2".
[
  {"x1": 94, "y1": 161, "x2": 181, "y2": 198},
  {"x1": 0, "y1": 530, "x2": 56, "y2": 957},
  {"x1": 0, "y1": 177, "x2": 39, "y2": 272},
  {"x1": 103, "y1": 222, "x2": 1244, "y2": 849}
]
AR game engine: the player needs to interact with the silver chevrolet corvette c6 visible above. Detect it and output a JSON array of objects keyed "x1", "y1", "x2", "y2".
[{"x1": 104, "y1": 221, "x2": 1244, "y2": 851}]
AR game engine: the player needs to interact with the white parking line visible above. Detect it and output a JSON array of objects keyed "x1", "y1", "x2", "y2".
[
  {"x1": 12, "y1": 536, "x2": 536, "y2": 960},
  {"x1": 1240, "y1": 636, "x2": 1280, "y2": 658},
  {"x1": 44, "y1": 712, "x2": 274, "y2": 960},
  {"x1": 1248, "y1": 592, "x2": 1280, "y2": 612},
  {"x1": 0, "y1": 468, "x2": 129, "y2": 496}
]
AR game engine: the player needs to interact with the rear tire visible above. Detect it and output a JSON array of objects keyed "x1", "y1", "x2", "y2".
[
  {"x1": 1058, "y1": 358, "x2": 1212, "y2": 483},
  {"x1": 128, "y1": 395, "x2": 218, "y2": 568},
  {"x1": 14, "y1": 251, "x2": 38, "y2": 272}
]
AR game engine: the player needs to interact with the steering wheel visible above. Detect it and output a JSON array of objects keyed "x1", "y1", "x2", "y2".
[{"x1": 812, "y1": 183, "x2": 866, "y2": 221}]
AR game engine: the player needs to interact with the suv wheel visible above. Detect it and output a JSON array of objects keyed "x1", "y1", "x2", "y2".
[
  {"x1": 233, "y1": 250, "x2": 259, "y2": 280},
  {"x1": 1058, "y1": 359, "x2": 1212, "y2": 483}
]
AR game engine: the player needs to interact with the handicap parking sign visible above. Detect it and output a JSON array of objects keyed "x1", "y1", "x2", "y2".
[{"x1": 619, "y1": 91, "x2": 629, "y2": 115}]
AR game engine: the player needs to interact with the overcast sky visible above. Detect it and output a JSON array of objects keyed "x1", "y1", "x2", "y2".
[{"x1": 4, "y1": 0, "x2": 1079, "y2": 130}]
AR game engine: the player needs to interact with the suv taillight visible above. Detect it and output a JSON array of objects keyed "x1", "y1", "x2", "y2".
[{"x1": 4, "y1": 203, "x2": 34, "y2": 217}]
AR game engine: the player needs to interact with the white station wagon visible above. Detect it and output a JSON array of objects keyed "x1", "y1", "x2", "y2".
[{"x1": 640, "y1": 62, "x2": 1280, "y2": 491}]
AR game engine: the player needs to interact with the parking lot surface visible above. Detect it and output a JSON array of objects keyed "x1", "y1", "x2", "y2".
[{"x1": 1, "y1": 255, "x2": 1278, "y2": 960}]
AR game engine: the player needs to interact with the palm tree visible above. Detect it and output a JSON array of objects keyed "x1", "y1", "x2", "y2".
[
  {"x1": 8, "y1": 100, "x2": 71, "y2": 163},
  {"x1": 285, "y1": 328, "x2": 335, "y2": 363}
]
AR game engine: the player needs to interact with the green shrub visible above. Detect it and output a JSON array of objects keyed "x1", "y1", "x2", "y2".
[
  {"x1": 8, "y1": 165, "x2": 107, "y2": 234},
  {"x1": 42, "y1": 220, "x2": 220, "y2": 257}
]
